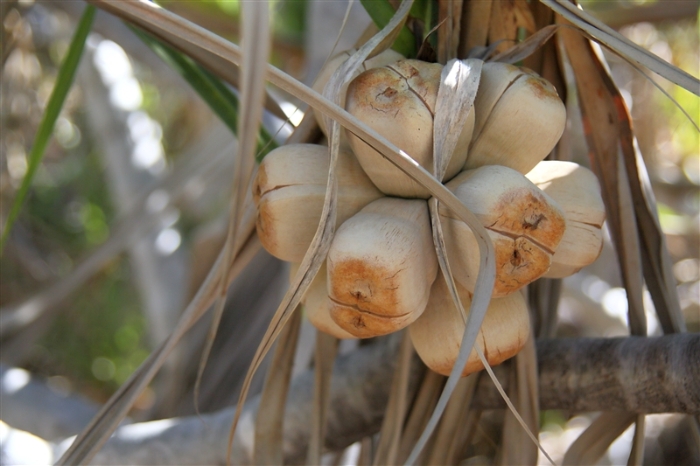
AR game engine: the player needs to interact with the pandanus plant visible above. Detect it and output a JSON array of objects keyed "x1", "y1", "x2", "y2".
[
  {"x1": 42, "y1": 1, "x2": 696, "y2": 465},
  {"x1": 254, "y1": 55, "x2": 606, "y2": 376}
]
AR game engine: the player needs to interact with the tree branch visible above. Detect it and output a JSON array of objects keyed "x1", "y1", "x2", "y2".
[
  {"x1": 474, "y1": 334, "x2": 700, "y2": 413},
  {"x1": 7, "y1": 335, "x2": 698, "y2": 464}
]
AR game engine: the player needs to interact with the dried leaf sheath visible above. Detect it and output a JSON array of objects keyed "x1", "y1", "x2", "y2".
[
  {"x1": 307, "y1": 332, "x2": 338, "y2": 465},
  {"x1": 253, "y1": 308, "x2": 301, "y2": 464},
  {"x1": 543, "y1": 0, "x2": 699, "y2": 95}
]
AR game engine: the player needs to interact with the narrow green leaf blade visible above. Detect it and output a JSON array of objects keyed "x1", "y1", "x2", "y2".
[
  {"x1": 360, "y1": 0, "x2": 416, "y2": 57},
  {"x1": 0, "y1": 5, "x2": 96, "y2": 253},
  {"x1": 132, "y1": 27, "x2": 277, "y2": 161}
]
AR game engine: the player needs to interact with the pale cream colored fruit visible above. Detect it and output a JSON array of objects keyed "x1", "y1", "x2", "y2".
[
  {"x1": 409, "y1": 273, "x2": 530, "y2": 376},
  {"x1": 327, "y1": 197, "x2": 438, "y2": 338},
  {"x1": 345, "y1": 59, "x2": 474, "y2": 198},
  {"x1": 439, "y1": 165, "x2": 566, "y2": 297},
  {"x1": 290, "y1": 263, "x2": 355, "y2": 339},
  {"x1": 254, "y1": 143, "x2": 383, "y2": 262},
  {"x1": 466, "y1": 62, "x2": 566, "y2": 174},
  {"x1": 312, "y1": 48, "x2": 404, "y2": 138},
  {"x1": 526, "y1": 161, "x2": 606, "y2": 278}
]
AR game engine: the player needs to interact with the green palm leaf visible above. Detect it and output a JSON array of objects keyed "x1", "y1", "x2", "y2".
[{"x1": 0, "y1": 5, "x2": 96, "y2": 254}]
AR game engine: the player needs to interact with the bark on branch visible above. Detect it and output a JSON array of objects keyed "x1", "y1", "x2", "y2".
[
  {"x1": 50, "y1": 334, "x2": 697, "y2": 465},
  {"x1": 4, "y1": 335, "x2": 696, "y2": 464},
  {"x1": 474, "y1": 334, "x2": 700, "y2": 413}
]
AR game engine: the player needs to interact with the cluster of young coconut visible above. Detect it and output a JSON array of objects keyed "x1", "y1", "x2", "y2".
[{"x1": 253, "y1": 50, "x2": 606, "y2": 377}]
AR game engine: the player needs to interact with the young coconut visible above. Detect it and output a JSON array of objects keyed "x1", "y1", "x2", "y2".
[
  {"x1": 290, "y1": 263, "x2": 355, "y2": 339},
  {"x1": 327, "y1": 197, "x2": 438, "y2": 338},
  {"x1": 465, "y1": 62, "x2": 566, "y2": 174},
  {"x1": 409, "y1": 273, "x2": 531, "y2": 377},
  {"x1": 439, "y1": 165, "x2": 566, "y2": 297},
  {"x1": 525, "y1": 161, "x2": 606, "y2": 278},
  {"x1": 345, "y1": 59, "x2": 475, "y2": 198},
  {"x1": 254, "y1": 143, "x2": 383, "y2": 262},
  {"x1": 312, "y1": 48, "x2": 404, "y2": 138}
]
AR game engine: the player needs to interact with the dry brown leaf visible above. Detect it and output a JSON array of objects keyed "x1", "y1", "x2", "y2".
[
  {"x1": 253, "y1": 307, "x2": 301, "y2": 464},
  {"x1": 491, "y1": 24, "x2": 559, "y2": 65},
  {"x1": 618, "y1": 99, "x2": 686, "y2": 333},
  {"x1": 543, "y1": 0, "x2": 699, "y2": 95},
  {"x1": 497, "y1": 332, "x2": 539, "y2": 466},
  {"x1": 628, "y1": 415, "x2": 646, "y2": 466},
  {"x1": 529, "y1": 278, "x2": 562, "y2": 339},
  {"x1": 372, "y1": 331, "x2": 414, "y2": 465},
  {"x1": 560, "y1": 26, "x2": 647, "y2": 337},
  {"x1": 426, "y1": 374, "x2": 478, "y2": 465},
  {"x1": 563, "y1": 413, "x2": 636, "y2": 465},
  {"x1": 446, "y1": 406, "x2": 482, "y2": 464},
  {"x1": 307, "y1": 331, "x2": 339, "y2": 465},
  {"x1": 488, "y1": 0, "x2": 533, "y2": 55},
  {"x1": 437, "y1": 0, "x2": 463, "y2": 63},
  {"x1": 199, "y1": 0, "x2": 271, "y2": 419},
  {"x1": 459, "y1": 0, "x2": 492, "y2": 58},
  {"x1": 488, "y1": 0, "x2": 517, "y2": 55},
  {"x1": 397, "y1": 370, "x2": 443, "y2": 464},
  {"x1": 525, "y1": 3, "x2": 566, "y2": 103}
]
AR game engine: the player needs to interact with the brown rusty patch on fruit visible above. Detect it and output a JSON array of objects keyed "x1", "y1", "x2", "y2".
[
  {"x1": 525, "y1": 76, "x2": 559, "y2": 101},
  {"x1": 347, "y1": 67, "x2": 405, "y2": 114},
  {"x1": 381, "y1": 87, "x2": 398, "y2": 99},
  {"x1": 492, "y1": 236, "x2": 551, "y2": 297},
  {"x1": 488, "y1": 188, "x2": 565, "y2": 252},
  {"x1": 386, "y1": 60, "x2": 442, "y2": 113},
  {"x1": 252, "y1": 162, "x2": 269, "y2": 205},
  {"x1": 329, "y1": 303, "x2": 410, "y2": 339},
  {"x1": 328, "y1": 258, "x2": 405, "y2": 317},
  {"x1": 255, "y1": 197, "x2": 278, "y2": 256}
]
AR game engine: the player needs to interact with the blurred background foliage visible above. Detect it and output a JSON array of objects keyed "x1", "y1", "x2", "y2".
[{"x1": 0, "y1": 0, "x2": 698, "y2": 457}]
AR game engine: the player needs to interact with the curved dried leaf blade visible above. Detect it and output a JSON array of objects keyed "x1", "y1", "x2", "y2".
[
  {"x1": 197, "y1": 0, "x2": 271, "y2": 411},
  {"x1": 373, "y1": 331, "x2": 414, "y2": 466},
  {"x1": 498, "y1": 335, "x2": 540, "y2": 466},
  {"x1": 426, "y1": 375, "x2": 477, "y2": 465},
  {"x1": 475, "y1": 345, "x2": 555, "y2": 465},
  {"x1": 307, "y1": 332, "x2": 339, "y2": 465},
  {"x1": 542, "y1": 0, "x2": 700, "y2": 95},
  {"x1": 406, "y1": 197, "x2": 496, "y2": 466},
  {"x1": 433, "y1": 58, "x2": 482, "y2": 178},
  {"x1": 254, "y1": 308, "x2": 302, "y2": 464},
  {"x1": 561, "y1": 28, "x2": 646, "y2": 336},
  {"x1": 491, "y1": 24, "x2": 560, "y2": 64},
  {"x1": 563, "y1": 413, "x2": 636, "y2": 465},
  {"x1": 618, "y1": 107, "x2": 685, "y2": 333},
  {"x1": 397, "y1": 370, "x2": 444, "y2": 463},
  {"x1": 629, "y1": 415, "x2": 646, "y2": 466}
]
